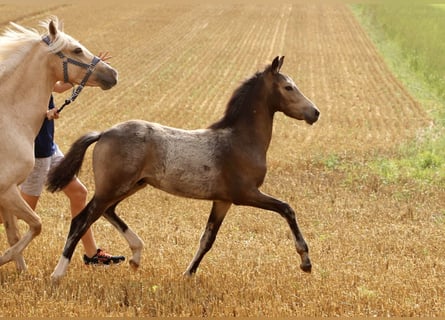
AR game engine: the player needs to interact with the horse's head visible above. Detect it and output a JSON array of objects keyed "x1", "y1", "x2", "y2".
[
  {"x1": 266, "y1": 56, "x2": 319, "y2": 125},
  {"x1": 44, "y1": 17, "x2": 118, "y2": 90}
]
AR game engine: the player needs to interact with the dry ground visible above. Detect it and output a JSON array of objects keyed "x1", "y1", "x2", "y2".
[{"x1": 0, "y1": 0, "x2": 444, "y2": 316}]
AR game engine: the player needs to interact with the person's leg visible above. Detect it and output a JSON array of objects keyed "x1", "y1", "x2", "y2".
[
  {"x1": 51, "y1": 145, "x2": 124, "y2": 265},
  {"x1": 61, "y1": 177, "x2": 98, "y2": 258},
  {"x1": 49, "y1": 145, "x2": 97, "y2": 257}
]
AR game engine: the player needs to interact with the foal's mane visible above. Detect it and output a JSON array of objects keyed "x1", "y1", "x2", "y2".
[
  {"x1": 209, "y1": 70, "x2": 264, "y2": 130},
  {"x1": 0, "y1": 16, "x2": 66, "y2": 79}
]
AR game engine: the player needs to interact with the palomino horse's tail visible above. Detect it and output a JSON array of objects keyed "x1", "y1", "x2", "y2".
[{"x1": 47, "y1": 131, "x2": 102, "y2": 192}]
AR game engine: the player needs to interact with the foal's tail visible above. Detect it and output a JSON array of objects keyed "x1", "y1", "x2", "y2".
[{"x1": 47, "y1": 131, "x2": 102, "y2": 193}]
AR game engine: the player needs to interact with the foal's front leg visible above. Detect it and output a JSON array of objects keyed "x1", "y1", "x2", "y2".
[
  {"x1": 237, "y1": 189, "x2": 312, "y2": 273},
  {"x1": 184, "y1": 200, "x2": 232, "y2": 276}
]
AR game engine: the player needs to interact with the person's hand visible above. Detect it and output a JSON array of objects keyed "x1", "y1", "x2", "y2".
[
  {"x1": 98, "y1": 51, "x2": 112, "y2": 64},
  {"x1": 46, "y1": 108, "x2": 59, "y2": 120}
]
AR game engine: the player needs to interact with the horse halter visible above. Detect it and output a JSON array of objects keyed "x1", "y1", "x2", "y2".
[{"x1": 42, "y1": 35, "x2": 101, "y2": 112}]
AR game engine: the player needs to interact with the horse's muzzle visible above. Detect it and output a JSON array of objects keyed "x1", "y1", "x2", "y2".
[
  {"x1": 97, "y1": 67, "x2": 118, "y2": 90},
  {"x1": 305, "y1": 107, "x2": 320, "y2": 125}
]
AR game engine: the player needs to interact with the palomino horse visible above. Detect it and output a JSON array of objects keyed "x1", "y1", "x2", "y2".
[
  {"x1": 48, "y1": 56, "x2": 319, "y2": 282},
  {"x1": 0, "y1": 17, "x2": 118, "y2": 271}
]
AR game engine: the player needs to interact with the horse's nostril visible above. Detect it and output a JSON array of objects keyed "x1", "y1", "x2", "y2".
[{"x1": 314, "y1": 108, "x2": 320, "y2": 117}]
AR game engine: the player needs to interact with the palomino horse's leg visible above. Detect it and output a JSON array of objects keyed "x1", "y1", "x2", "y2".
[
  {"x1": 184, "y1": 200, "x2": 232, "y2": 276},
  {"x1": 103, "y1": 204, "x2": 144, "y2": 270},
  {"x1": 51, "y1": 196, "x2": 107, "y2": 283},
  {"x1": 0, "y1": 187, "x2": 41, "y2": 269},
  {"x1": 237, "y1": 189, "x2": 312, "y2": 273},
  {"x1": 0, "y1": 211, "x2": 27, "y2": 271}
]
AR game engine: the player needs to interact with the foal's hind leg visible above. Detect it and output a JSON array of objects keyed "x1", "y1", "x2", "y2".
[
  {"x1": 184, "y1": 201, "x2": 231, "y2": 276},
  {"x1": 51, "y1": 197, "x2": 108, "y2": 283},
  {"x1": 236, "y1": 189, "x2": 311, "y2": 273},
  {"x1": 103, "y1": 203, "x2": 144, "y2": 269}
]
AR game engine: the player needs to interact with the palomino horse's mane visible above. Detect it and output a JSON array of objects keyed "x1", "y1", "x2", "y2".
[
  {"x1": 209, "y1": 71, "x2": 263, "y2": 130},
  {"x1": 0, "y1": 16, "x2": 66, "y2": 79}
]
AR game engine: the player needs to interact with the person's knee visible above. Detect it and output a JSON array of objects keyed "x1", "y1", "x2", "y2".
[
  {"x1": 65, "y1": 179, "x2": 88, "y2": 203},
  {"x1": 73, "y1": 184, "x2": 88, "y2": 203}
]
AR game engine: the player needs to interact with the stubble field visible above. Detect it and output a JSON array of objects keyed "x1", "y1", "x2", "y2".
[{"x1": 1, "y1": 0, "x2": 444, "y2": 317}]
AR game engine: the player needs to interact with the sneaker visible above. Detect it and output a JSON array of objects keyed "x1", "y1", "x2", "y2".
[{"x1": 83, "y1": 248, "x2": 125, "y2": 266}]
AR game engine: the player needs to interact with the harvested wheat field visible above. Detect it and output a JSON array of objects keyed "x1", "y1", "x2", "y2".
[{"x1": 1, "y1": 0, "x2": 444, "y2": 317}]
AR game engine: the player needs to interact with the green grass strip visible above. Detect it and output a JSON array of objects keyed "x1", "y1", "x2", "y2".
[{"x1": 351, "y1": 2, "x2": 445, "y2": 186}]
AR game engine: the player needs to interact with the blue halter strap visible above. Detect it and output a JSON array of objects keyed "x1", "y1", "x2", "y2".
[{"x1": 42, "y1": 35, "x2": 101, "y2": 113}]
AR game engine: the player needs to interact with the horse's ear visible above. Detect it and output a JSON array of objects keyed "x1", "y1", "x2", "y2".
[
  {"x1": 49, "y1": 20, "x2": 58, "y2": 40},
  {"x1": 270, "y1": 56, "x2": 285, "y2": 74},
  {"x1": 278, "y1": 56, "x2": 285, "y2": 70}
]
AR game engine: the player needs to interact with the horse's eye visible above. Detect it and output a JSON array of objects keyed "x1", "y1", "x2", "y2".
[
  {"x1": 285, "y1": 86, "x2": 293, "y2": 91},
  {"x1": 73, "y1": 47, "x2": 83, "y2": 54}
]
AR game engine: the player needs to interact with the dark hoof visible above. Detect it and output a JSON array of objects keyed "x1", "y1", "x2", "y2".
[{"x1": 300, "y1": 262, "x2": 312, "y2": 273}]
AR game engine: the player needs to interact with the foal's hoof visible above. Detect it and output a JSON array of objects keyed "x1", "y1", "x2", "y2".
[
  {"x1": 129, "y1": 259, "x2": 139, "y2": 270},
  {"x1": 300, "y1": 261, "x2": 312, "y2": 273},
  {"x1": 50, "y1": 274, "x2": 62, "y2": 286}
]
